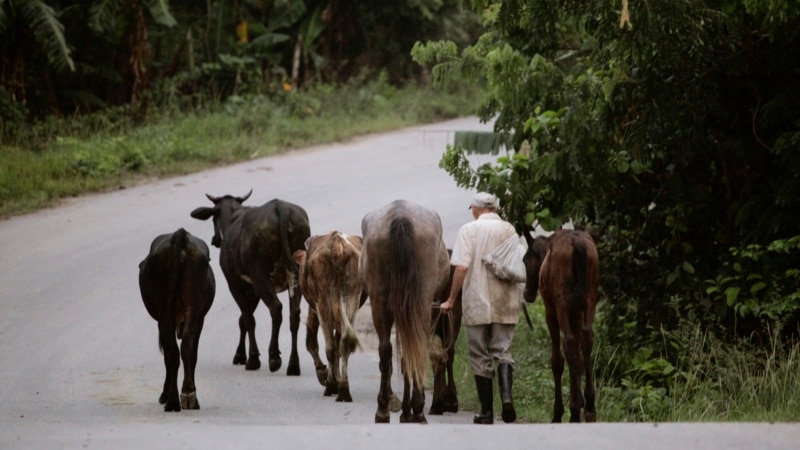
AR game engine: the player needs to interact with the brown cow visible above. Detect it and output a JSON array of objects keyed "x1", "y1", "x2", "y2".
[
  {"x1": 294, "y1": 231, "x2": 366, "y2": 402},
  {"x1": 138, "y1": 228, "x2": 215, "y2": 412},
  {"x1": 522, "y1": 228, "x2": 599, "y2": 423},
  {"x1": 359, "y1": 200, "x2": 451, "y2": 423}
]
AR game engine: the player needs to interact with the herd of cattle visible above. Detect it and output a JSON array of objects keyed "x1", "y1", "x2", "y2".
[{"x1": 138, "y1": 191, "x2": 598, "y2": 424}]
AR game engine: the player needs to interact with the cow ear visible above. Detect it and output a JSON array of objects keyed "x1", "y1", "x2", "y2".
[
  {"x1": 293, "y1": 249, "x2": 306, "y2": 265},
  {"x1": 191, "y1": 207, "x2": 215, "y2": 220}
]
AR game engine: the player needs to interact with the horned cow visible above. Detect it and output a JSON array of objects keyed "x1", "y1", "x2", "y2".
[{"x1": 191, "y1": 190, "x2": 310, "y2": 375}]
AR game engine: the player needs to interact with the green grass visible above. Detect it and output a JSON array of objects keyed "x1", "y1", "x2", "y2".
[
  {"x1": 0, "y1": 77, "x2": 482, "y2": 219},
  {"x1": 444, "y1": 299, "x2": 800, "y2": 423}
]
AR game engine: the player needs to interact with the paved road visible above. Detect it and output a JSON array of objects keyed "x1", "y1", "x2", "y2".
[{"x1": 1, "y1": 117, "x2": 797, "y2": 449}]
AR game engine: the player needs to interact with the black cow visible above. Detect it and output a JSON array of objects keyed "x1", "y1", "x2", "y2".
[
  {"x1": 429, "y1": 249, "x2": 463, "y2": 415},
  {"x1": 191, "y1": 190, "x2": 310, "y2": 375},
  {"x1": 139, "y1": 227, "x2": 215, "y2": 412}
]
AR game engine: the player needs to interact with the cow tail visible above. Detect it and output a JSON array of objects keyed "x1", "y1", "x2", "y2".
[
  {"x1": 340, "y1": 293, "x2": 362, "y2": 353},
  {"x1": 388, "y1": 218, "x2": 427, "y2": 389},
  {"x1": 571, "y1": 239, "x2": 589, "y2": 311},
  {"x1": 160, "y1": 228, "x2": 188, "y2": 352},
  {"x1": 275, "y1": 204, "x2": 299, "y2": 272},
  {"x1": 331, "y1": 233, "x2": 362, "y2": 353}
]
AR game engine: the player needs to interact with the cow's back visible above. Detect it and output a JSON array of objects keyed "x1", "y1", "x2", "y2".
[{"x1": 224, "y1": 199, "x2": 310, "y2": 290}]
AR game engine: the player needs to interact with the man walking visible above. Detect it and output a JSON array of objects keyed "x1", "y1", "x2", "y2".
[{"x1": 439, "y1": 192, "x2": 522, "y2": 424}]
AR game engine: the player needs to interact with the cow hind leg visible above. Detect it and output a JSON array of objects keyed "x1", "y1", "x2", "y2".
[
  {"x1": 242, "y1": 312, "x2": 262, "y2": 370},
  {"x1": 258, "y1": 291, "x2": 283, "y2": 373},
  {"x1": 565, "y1": 313, "x2": 585, "y2": 423},
  {"x1": 546, "y1": 308, "x2": 565, "y2": 423},
  {"x1": 233, "y1": 315, "x2": 247, "y2": 365},
  {"x1": 286, "y1": 281, "x2": 303, "y2": 376},
  {"x1": 582, "y1": 312, "x2": 597, "y2": 422},
  {"x1": 179, "y1": 321, "x2": 203, "y2": 410},
  {"x1": 428, "y1": 339, "x2": 446, "y2": 415},
  {"x1": 305, "y1": 307, "x2": 328, "y2": 386},
  {"x1": 323, "y1": 328, "x2": 339, "y2": 397},
  {"x1": 336, "y1": 331, "x2": 357, "y2": 403},
  {"x1": 159, "y1": 322, "x2": 182, "y2": 412},
  {"x1": 444, "y1": 355, "x2": 459, "y2": 413}
]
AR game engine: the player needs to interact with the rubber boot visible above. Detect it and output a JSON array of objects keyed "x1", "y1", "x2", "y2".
[
  {"x1": 498, "y1": 363, "x2": 517, "y2": 423},
  {"x1": 473, "y1": 375, "x2": 494, "y2": 424}
]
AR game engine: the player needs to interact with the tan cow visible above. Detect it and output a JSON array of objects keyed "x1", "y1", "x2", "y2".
[{"x1": 294, "y1": 231, "x2": 366, "y2": 402}]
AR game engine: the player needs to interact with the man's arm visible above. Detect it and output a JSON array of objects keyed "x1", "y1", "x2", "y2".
[{"x1": 439, "y1": 265, "x2": 467, "y2": 311}]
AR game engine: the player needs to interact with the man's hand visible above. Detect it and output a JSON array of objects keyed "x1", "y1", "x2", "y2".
[{"x1": 439, "y1": 297, "x2": 455, "y2": 311}]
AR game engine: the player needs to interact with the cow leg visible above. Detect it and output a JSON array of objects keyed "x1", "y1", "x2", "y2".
[
  {"x1": 322, "y1": 322, "x2": 339, "y2": 397},
  {"x1": 252, "y1": 278, "x2": 283, "y2": 373},
  {"x1": 242, "y1": 307, "x2": 262, "y2": 371},
  {"x1": 233, "y1": 315, "x2": 247, "y2": 365},
  {"x1": 286, "y1": 279, "x2": 302, "y2": 376},
  {"x1": 582, "y1": 305, "x2": 597, "y2": 423},
  {"x1": 180, "y1": 317, "x2": 203, "y2": 410},
  {"x1": 546, "y1": 306, "x2": 565, "y2": 423},
  {"x1": 305, "y1": 306, "x2": 328, "y2": 386},
  {"x1": 232, "y1": 285, "x2": 261, "y2": 370},
  {"x1": 159, "y1": 320, "x2": 181, "y2": 412},
  {"x1": 337, "y1": 332, "x2": 355, "y2": 403},
  {"x1": 399, "y1": 366, "x2": 412, "y2": 422},
  {"x1": 444, "y1": 349, "x2": 459, "y2": 413},
  {"x1": 412, "y1": 378, "x2": 428, "y2": 423},
  {"x1": 565, "y1": 311, "x2": 585, "y2": 423},
  {"x1": 428, "y1": 336, "x2": 446, "y2": 415},
  {"x1": 373, "y1": 302, "x2": 394, "y2": 423}
]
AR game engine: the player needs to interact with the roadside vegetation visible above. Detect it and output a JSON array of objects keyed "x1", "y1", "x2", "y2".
[
  {"x1": 415, "y1": 1, "x2": 800, "y2": 423},
  {"x1": 0, "y1": 75, "x2": 480, "y2": 218},
  {"x1": 446, "y1": 303, "x2": 800, "y2": 423}
]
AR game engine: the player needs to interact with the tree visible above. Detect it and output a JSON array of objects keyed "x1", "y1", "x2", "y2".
[
  {"x1": 413, "y1": 0, "x2": 800, "y2": 353},
  {"x1": 0, "y1": 0, "x2": 74, "y2": 119}
]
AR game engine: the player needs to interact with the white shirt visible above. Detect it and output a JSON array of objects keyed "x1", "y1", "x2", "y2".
[{"x1": 450, "y1": 213, "x2": 523, "y2": 325}]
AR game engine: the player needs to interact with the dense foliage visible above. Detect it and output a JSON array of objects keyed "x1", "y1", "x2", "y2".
[
  {"x1": 413, "y1": 0, "x2": 800, "y2": 399},
  {"x1": 0, "y1": 0, "x2": 481, "y2": 141}
]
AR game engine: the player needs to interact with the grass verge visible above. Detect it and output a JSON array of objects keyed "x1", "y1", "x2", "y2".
[{"x1": 0, "y1": 76, "x2": 482, "y2": 219}]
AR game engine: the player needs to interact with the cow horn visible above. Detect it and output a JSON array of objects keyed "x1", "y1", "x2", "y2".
[
  {"x1": 238, "y1": 189, "x2": 253, "y2": 203},
  {"x1": 205, "y1": 193, "x2": 218, "y2": 203}
]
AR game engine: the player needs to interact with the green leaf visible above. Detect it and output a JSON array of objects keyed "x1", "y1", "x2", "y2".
[
  {"x1": 750, "y1": 281, "x2": 766, "y2": 294},
  {"x1": 725, "y1": 287, "x2": 741, "y2": 306}
]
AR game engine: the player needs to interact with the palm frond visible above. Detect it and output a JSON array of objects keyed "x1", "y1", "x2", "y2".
[
  {"x1": 88, "y1": 0, "x2": 120, "y2": 34},
  {"x1": 20, "y1": 0, "x2": 75, "y2": 72},
  {"x1": 145, "y1": 0, "x2": 176, "y2": 27}
]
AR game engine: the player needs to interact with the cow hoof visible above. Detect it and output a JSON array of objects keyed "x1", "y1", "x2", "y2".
[
  {"x1": 268, "y1": 356, "x2": 281, "y2": 372},
  {"x1": 287, "y1": 355, "x2": 300, "y2": 376},
  {"x1": 445, "y1": 402, "x2": 459, "y2": 413},
  {"x1": 246, "y1": 357, "x2": 261, "y2": 370},
  {"x1": 388, "y1": 394, "x2": 402, "y2": 413},
  {"x1": 428, "y1": 403, "x2": 444, "y2": 415},
  {"x1": 374, "y1": 411, "x2": 390, "y2": 423},
  {"x1": 164, "y1": 400, "x2": 182, "y2": 412},
  {"x1": 400, "y1": 412, "x2": 427, "y2": 424},
  {"x1": 158, "y1": 392, "x2": 168, "y2": 405},
  {"x1": 233, "y1": 354, "x2": 247, "y2": 365},
  {"x1": 323, "y1": 384, "x2": 337, "y2": 397},
  {"x1": 315, "y1": 367, "x2": 328, "y2": 386},
  {"x1": 335, "y1": 388, "x2": 352, "y2": 403},
  {"x1": 584, "y1": 411, "x2": 597, "y2": 423},
  {"x1": 181, "y1": 392, "x2": 200, "y2": 410}
]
